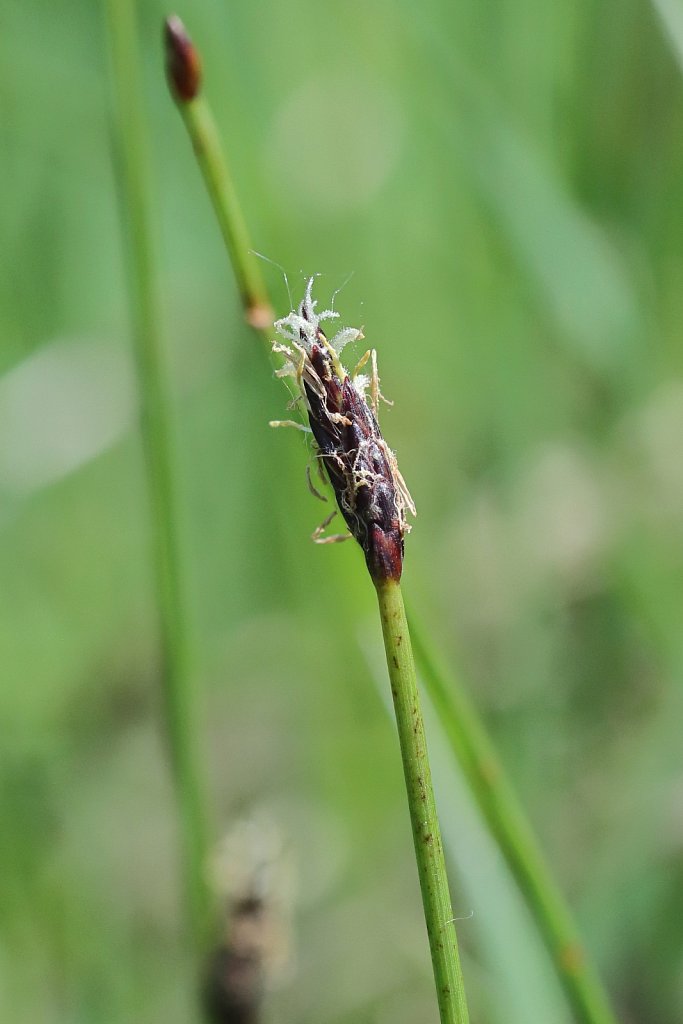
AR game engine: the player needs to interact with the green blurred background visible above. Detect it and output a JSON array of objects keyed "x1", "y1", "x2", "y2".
[{"x1": 3, "y1": 0, "x2": 683, "y2": 1021}]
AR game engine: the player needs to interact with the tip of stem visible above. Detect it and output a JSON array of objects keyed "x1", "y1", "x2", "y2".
[{"x1": 164, "y1": 15, "x2": 202, "y2": 102}]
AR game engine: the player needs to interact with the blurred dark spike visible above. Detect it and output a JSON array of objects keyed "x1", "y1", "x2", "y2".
[
  {"x1": 164, "y1": 15, "x2": 202, "y2": 102},
  {"x1": 203, "y1": 896, "x2": 268, "y2": 1024}
]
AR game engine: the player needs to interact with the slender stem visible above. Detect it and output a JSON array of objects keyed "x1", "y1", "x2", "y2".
[
  {"x1": 409, "y1": 613, "x2": 619, "y2": 1024},
  {"x1": 164, "y1": 17, "x2": 271, "y2": 337},
  {"x1": 104, "y1": 0, "x2": 209, "y2": 948},
  {"x1": 375, "y1": 579, "x2": 470, "y2": 1024},
  {"x1": 177, "y1": 96, "x2": 272, "y2": 331}
]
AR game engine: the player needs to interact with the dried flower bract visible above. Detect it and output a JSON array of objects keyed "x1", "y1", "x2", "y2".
[{"x1": 272, "y1": 279, "x2": 415, "y2": 582}]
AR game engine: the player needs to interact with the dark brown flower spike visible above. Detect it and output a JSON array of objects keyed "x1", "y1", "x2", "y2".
[
  {"x1": 272, "y1": 280, "x2": 415, "y2": 582},
  {"x1": 164, "y1": 15, "x2": 202, "y2": 102}
]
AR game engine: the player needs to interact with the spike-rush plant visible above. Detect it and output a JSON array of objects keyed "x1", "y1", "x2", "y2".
[
  {"x1": 164, "y1": 14, "x2": 619, "y2": 1024},
  {"x1": 270, "y1": 282, "x2": 469, "y2": 1022},
  {"x1": 165, "y1": 15, "x2": 469, "y2": 1022}
]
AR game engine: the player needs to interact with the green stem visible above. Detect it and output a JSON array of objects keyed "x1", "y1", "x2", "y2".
[
  {"x1": 409, "y1": 613, "x2": 619, "y2": 1024},
  {"x1": 376, "y1": 580, "x2": 470, "y2": 1024},
  {"x1": 104, "y1": 0, "x2": 209, "y2": 948},
  {"x1": 178, "y1": 96, "x2": 272, "y2": 331}
]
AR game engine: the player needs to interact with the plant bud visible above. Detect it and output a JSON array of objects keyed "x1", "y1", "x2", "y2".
[{"x1": 164, "y1": 15, "x2": 202, "y2": 102}]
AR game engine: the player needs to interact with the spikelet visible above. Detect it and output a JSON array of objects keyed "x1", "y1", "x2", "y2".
[{"x1": 272, "y1": 279, "x2": 415, "y2": 582}]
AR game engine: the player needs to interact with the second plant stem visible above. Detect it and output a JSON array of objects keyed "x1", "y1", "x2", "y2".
[
  {"x1": 409, "y1": 616, "x2": 619, "y2": 1024},
  {"x1": 177, "y1": 95, "x2": 271, "y2": 331},
  {"x1": 105, "y1": 0, "x2": 209, "y2": 948},
  {"x1": 376, "y1": 578, "x2": 470, "y2": 1024}
]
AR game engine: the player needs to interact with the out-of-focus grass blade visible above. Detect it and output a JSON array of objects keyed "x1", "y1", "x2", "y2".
[
  {"x1": 427, "y1": 704, "x2": 572, "y2": 1024},
  {"x1": 650, "y1": 0, "x2": 683, "y2": 71},
  {"x1": 469, "y1": 119, "x2": 640, "y2": 373},
  {"x1": 401, "y1": 1, "x2": 641, "y2": 375}
]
